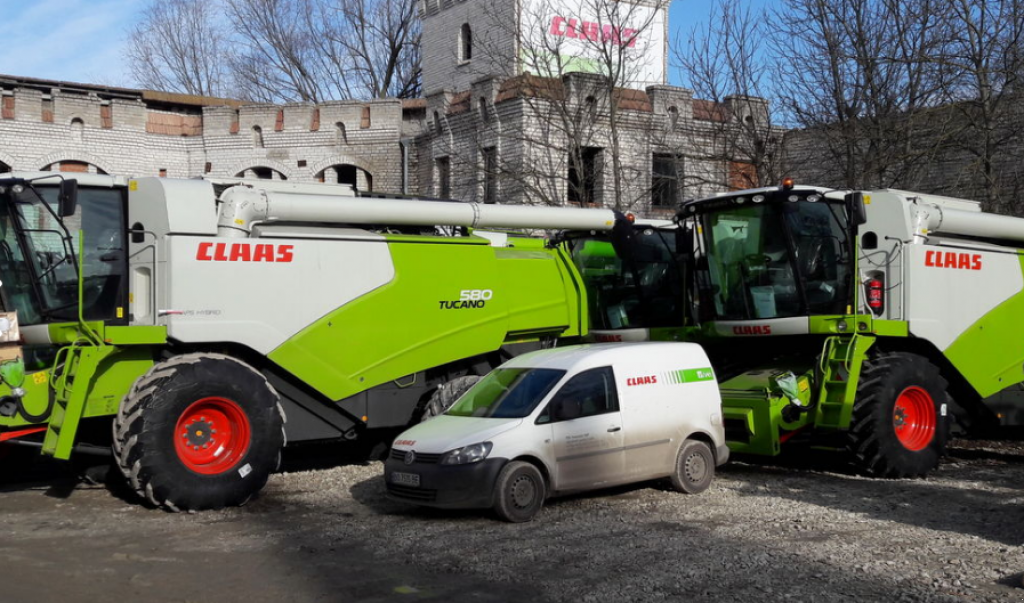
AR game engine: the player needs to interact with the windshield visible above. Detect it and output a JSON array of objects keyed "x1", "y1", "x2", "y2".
[
  {"x1": 570, "y1": 226, "x2": 683, "y2": 329},
  {"x1": 0, "y1": 183, "x2": 125, "y2": 325},
  {"x1": 446, "y1": 368, "x2": 565, "y2": 419},
  {"x1": 695, "y1": 196, "x2": 851, "y2": 320}
]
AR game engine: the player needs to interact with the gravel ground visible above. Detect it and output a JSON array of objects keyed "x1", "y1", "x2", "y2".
[{"x1": 1, "y1": 439, "x2": 1022, "y2": 603}]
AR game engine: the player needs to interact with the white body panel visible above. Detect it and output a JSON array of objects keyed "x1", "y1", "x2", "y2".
[
  {"x1": 390, "y1": 342, "x2": 725, "y2": 496},
  {"x1": 160, "y1": 235, "x2": 395, "y2": 353},
  {"x1": 904, "y1": 244, "x2": 1023, "y2": 351}
]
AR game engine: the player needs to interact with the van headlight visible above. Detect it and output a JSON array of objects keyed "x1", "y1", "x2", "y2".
[{"x1": 440, "y1": 442, "x2": 493, "y2": 465}]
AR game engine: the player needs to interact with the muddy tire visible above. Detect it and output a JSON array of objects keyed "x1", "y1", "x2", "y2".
[
  {"x1": 669, "y1": 439, "x2": 714, "y2": 494},
  {"x1": 112, "y1": 353, "x2": 285, "y2": 511},
  {"x1": 847, "y1": 352, "x2": 949, "y2": 478},
  {"x1": 493, "y1": 461, "x2": 546, "y2": 523},
  {"x1": 420, "y1": 375, "x2": 481, "y2": 421}
]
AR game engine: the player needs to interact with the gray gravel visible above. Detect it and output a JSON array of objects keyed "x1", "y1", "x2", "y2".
[{"x1": 1, "y1": 440, "x2": 1023, "y2": 602}]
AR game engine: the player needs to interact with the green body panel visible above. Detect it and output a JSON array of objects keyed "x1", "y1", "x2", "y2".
[
  {"x1": 268, "y1": 238, "x2": 581, "y2": 402},
  {"x1": 944, "y1": 256, "x2": 1024, "y2": 397},
  {"x1": 43, "y1": 345, "x2": 116, "y2": 458},
  {"x1": 813, "y1": 335, "x2": 875, "y2": 431},
  {"x1": 719, "y1": 365, "x2": 816, "y2": 456}
]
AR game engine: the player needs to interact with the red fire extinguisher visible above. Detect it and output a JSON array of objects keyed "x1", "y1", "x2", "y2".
[{"x1": 866, "y1": 274, "x2": 884, "y2": 315}]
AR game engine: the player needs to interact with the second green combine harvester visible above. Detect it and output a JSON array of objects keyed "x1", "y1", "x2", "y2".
[{"x1": 570, "y1": 180, "x2": 1024, "y2": 478}]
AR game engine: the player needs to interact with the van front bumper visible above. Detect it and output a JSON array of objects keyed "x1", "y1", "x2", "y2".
[{"x1": 384, "y1": 456, "x2": 508, "y2": 509}]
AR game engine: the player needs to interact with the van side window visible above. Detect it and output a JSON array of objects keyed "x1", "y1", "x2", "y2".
[{"x1": 540, "y1": 366, "x2": 619, "y2": 424}]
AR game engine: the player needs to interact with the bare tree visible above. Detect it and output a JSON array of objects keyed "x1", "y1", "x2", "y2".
[
  {"x1": 673, "y1": 0, "x2": 784, "y2": 190},
  {"x1": 226, "y1": 0, "x2": 420, "y2": 102},
  {"x1": 772, "y1": 0, "x2": 950, "y2": 190},
  {"x1": 127, "y1": 0, "x2": 420, "y2": 102},
  {"x1": 126, "y1": 0, "x2": 232, "y2": 97},
  {"x1": 442, "y1": 0, "x2": 669, "y2": 212},
  {"x1": 936, "y1": 0, "x2": 1024, "y2": 212}
]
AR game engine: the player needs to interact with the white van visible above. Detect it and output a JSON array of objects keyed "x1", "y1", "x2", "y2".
[{"x1": 384, "y1": 342, "x2": 727, "y2": 522}]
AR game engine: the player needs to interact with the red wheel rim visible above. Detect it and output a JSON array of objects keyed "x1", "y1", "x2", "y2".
[
  {"x1": 174, "y1": 397, "x2": 251, "y2": 475},
  {"x1": 892, "y1": 386, "x2": 936, "y2": 451}
]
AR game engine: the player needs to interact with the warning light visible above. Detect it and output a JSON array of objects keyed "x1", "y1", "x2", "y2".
[
  {"x1": 626, "y1": 213, "x2": 637, "y2": 223},
  {"x1": 781, "y1": 177, "x2": 795, "y2": 190}
]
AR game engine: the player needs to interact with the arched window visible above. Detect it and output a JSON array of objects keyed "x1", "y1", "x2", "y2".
[
  {"x1": 479, "y1": 97, "x2": 490, "y2": 122},
  {"x1": 585, "y1": 96, "x2": 597, "y2": 119},
  {"x1": 252, "y1": 125, "x2": 264, "y2": 148},
  {"x1": 336, "y1": 122, "x2": 348, "y2": 145},
  {"x1": 433, "y1": 111, "x2": 443, "y2": 133},
  {"x1": 70, "y1": 118, "x2": 85, "y2": 143},
  {"x1": 236, "y1": 166, "x2": 286, "y2": 180},
  {"x1": 667, "y1": 106, "x2": 679, "y2": 129},
  {"x1": 460, "y1": 23, "x2": 472, "y2": 62},
  {"x1": 317, "y1": 164, "x2": 373, "y2": 191}
]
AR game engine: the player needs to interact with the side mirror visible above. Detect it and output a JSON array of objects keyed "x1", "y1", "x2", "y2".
[
  {"x1": 844, "y1": 192, "x2": 867, "y2": 226},
  {"x1": 58, "y1": 179, "x2": 78, "y2": 217}
]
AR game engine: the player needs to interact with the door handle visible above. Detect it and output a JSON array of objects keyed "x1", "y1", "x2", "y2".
[{"x1": 607, "y1": 426, "x2": 621, "y2": 433}]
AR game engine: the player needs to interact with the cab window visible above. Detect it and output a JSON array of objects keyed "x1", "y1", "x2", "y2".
[{"x1": 538, "y1": 366, "x2": 619, "y2": 424}]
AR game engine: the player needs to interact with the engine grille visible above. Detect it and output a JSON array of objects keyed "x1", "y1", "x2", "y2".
[{"x1": 389, "y1": 449, "x2": 443, "y2": 464}]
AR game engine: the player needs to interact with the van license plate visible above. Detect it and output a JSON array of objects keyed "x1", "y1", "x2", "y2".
[{"x1": 391, "y1": 472, "x2": 420, "y2": 487}]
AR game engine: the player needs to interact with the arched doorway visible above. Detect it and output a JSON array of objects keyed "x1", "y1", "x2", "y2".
[
  {"x1": 41, "y1": 160, "x2": 108, "y2": 175},
  {"x1": 234, "y1": 166, "x2": 288, "y2": 180},
  {"x1": 317, "y1": 164, "x2": 373, "y2": 192}
]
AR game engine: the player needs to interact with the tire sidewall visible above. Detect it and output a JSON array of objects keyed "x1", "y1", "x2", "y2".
[
  {"x1": 865, "y1": 356, "x2": 948, "y2": 476},
  {"x1": 671, "y1": 440, "x2": 714, "y2": 494},
  {"x1": 493, "y1": 461, "x2": 545, "y2": 522},
  {"x1": 128, "y1": 357, "x2": 283, "y2": 509}
]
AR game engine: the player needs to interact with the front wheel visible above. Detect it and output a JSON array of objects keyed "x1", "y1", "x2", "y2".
[
  {"x1": 847, "y1": 352, "x2": 949, "y2": 478},
  {"x1": 493, "y1": 461, "x2": 546, "y2": 522},
  {"x1": 112, "y1": 353, "x2": 285, "y2": 511}
]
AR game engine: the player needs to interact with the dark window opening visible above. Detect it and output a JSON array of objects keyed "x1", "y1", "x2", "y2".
[
  {"x1": 482, "y1": 147, "x2": 498, "y2": 204},
  {"x1": 652, "y1": 154, "x2": 681, "y2": 208},
  {"x1": 568, "y1": 147, "x2": 601, "y2": 207},
  {"x1": 460, "y1": 23, "x2": 473, "y2": 62},
  {"x1": 538, "y1": 366, "x2": 619, "y2": 424},
  {"x1": 436, "y1": 157, "x2": 451, "y2": 199}
]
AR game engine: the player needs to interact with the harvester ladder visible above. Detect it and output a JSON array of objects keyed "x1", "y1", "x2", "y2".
[
  {"x1": 41, "y1": 343, "x2": 112, "y2": 459},
  {"x1": 815, "y1": 334, "x2": 874, "y2": 430}
]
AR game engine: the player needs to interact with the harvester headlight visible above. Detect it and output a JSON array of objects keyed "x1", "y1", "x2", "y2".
[
  {"x1": 752, "y1": 195, "x2": 765, "y2": 203},
  {"x1": 788, "y1": 195, "x2": 800, "y2": 202},
  {"x1": 11, "y1": 184, "x2": 24, "y2": 194},
  {"x1": 807, "y1": 194, "x2": 822, "y2": 203},
  {"x1": 440, "y1": 441, "x2": 493, "y2": 465},
  {"x1": 836, "y1": 320, "x2": 849, "y2": 333}
]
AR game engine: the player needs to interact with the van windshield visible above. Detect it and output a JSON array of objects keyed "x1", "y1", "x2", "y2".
[{"x1": 446, "y1": 368, "x2": 565, "y2": 419}]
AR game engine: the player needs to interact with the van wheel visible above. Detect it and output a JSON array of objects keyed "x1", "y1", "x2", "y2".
[
  {"x1": 493, "y1": 461, "x2": 546, "y2": 522},
  {"x1": 112, "y1": 353, "x2": 285, "y2": 511},
  {"x1": 669, "y1": 440, "x2": 714, "y2": 494},
  {"x1": 420, "y1": 375, "x2": 481, "y2": 421}
]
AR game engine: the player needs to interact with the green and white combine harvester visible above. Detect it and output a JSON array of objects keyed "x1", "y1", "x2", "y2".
[
  {"x1": 1, "y1": 173, "x2": 1021, "y2": 511},
  {"x1": 571, "y1": 180, "x2": 1024, "y2": 478},
  {"x1": 0, "y1": 172, "x2": 619, "y2": 511}
]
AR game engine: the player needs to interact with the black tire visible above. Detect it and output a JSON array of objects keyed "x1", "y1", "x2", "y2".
[
  {"x1": 111, "y1": 353, "x2": 286, "y2": 511},
  {"x1": 847, "y1": 351, "x2": 949, "y2": 478},
  {"x1": 420, "y1": 375, "x2": 481, "y2": 421},
  {"x1": 493, "y1": 460, "x2": 546, "y2": 523},
  {"x1": 669, "y1": 439, "x2": 714, "y2": 494}
]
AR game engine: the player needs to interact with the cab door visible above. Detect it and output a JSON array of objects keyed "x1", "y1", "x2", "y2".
[{"x1": 540, "y1": 366, "x2": 624, "y2": 491}]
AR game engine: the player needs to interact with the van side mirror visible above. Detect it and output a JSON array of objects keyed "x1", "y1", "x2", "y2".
[
  {"x1": 58, "y1": 179, "x2": 78, "y2": 217},
  {"x1": 844, "y1": 192, "x2": 867, "y2": 226}
]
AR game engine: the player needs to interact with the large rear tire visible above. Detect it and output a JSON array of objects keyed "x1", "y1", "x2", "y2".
[
  {"x1": 420, "y1": 375, "x2": 481, "y2": 421},
  {"x1": 112, "y1": 353, "x2": 285, "y2": 511},
  {"x1": 847, "y1": 352, "x2": 949, "y2": 478}
]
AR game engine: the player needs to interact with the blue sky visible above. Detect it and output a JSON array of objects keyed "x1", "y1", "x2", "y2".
[{"x1": 0, "y1": 0, "x2": 769, "y2": 89}]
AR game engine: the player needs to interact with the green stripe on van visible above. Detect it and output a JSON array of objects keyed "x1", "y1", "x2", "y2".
[{"x1": 667, "y1": 368, "x2": 715, "y2": 384}]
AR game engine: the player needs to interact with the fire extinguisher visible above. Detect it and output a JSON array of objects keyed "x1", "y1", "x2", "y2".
[{"x1": 865, "y1": 272, "x2": 884, "y2": 316}]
